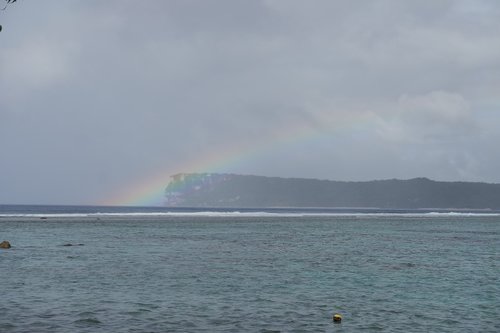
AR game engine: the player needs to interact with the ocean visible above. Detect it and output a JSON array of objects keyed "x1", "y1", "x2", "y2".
[{"x1": 1, "y1": 205, "x2": 499, "y2": 332}]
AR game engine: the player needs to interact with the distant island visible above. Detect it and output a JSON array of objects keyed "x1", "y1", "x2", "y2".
[{"x1": 164, "y1": 173, "x2": 500, "y2": 209}]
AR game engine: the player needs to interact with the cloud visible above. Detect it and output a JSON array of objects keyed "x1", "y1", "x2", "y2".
[
  {"x1": 0, "y1": 41, "x2": 77, "y2": 104},
  {"x1": 0, "y1": 0, "x2": 499, "y2": 204},
  {"x1": 374, "y1": 91, "x2": 478, "y2": 143}
]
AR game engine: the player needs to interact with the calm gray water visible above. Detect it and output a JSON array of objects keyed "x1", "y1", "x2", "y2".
[{"x1": 1, "y1": 214, "x2": 499, "y2": 332}]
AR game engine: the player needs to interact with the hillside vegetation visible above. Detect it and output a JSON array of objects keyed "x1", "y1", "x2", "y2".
[{"x1": 164, "y1": 173, "x2": 500, "y2": 209}]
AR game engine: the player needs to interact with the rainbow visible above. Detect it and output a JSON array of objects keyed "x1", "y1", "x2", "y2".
[{"x1": 101, "y1": 111, "x2": 374, "y2": 206}]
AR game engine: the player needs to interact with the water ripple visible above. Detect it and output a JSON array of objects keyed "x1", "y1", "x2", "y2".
[{"x1": 1, "y1": 215, "x2": 499, "y2": 332}]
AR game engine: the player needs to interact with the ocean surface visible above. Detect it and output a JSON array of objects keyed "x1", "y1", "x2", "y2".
[{"x1": 1, "y1": 205, "x2": 499, "y2": 332}]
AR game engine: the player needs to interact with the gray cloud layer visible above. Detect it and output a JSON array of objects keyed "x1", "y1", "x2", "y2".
[{"x1": 1, "y1": 0, "x2": 499, "y2": 204}]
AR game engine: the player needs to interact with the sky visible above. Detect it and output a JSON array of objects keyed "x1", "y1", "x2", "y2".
[{"x1": 0, "y1": 0, "x2": 499, "y2": 205}]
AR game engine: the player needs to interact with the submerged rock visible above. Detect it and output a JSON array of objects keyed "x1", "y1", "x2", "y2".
[{"x1": 0, "y1": 241, "x2": 11, "y2": 249}]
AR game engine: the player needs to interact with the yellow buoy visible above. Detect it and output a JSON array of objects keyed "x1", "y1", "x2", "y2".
[{"x1": 333, "y1": 313, "x2": 342, "y2": 323}]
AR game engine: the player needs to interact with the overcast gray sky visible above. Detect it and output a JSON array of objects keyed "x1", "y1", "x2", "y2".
[{"x1": 1, "y1": 0, "x2": 499, "y2": 205}]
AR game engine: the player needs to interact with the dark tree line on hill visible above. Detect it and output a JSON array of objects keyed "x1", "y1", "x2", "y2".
[{"x1": 165, "y1": 173, "x2": 500, "y2": 209}]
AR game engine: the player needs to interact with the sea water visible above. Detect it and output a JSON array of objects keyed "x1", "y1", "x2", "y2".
[{"x1": 0, "y1": 206, "x2": 498, "y2": 332}]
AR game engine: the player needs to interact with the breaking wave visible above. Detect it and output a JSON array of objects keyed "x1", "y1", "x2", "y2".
[{"x1": 1, "y1": 205, "x2": 500, "y2": 219}]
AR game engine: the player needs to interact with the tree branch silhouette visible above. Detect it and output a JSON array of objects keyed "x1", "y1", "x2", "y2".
[{"x1": 1, "y1": 0, "x2": 18, "y2": 32}]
